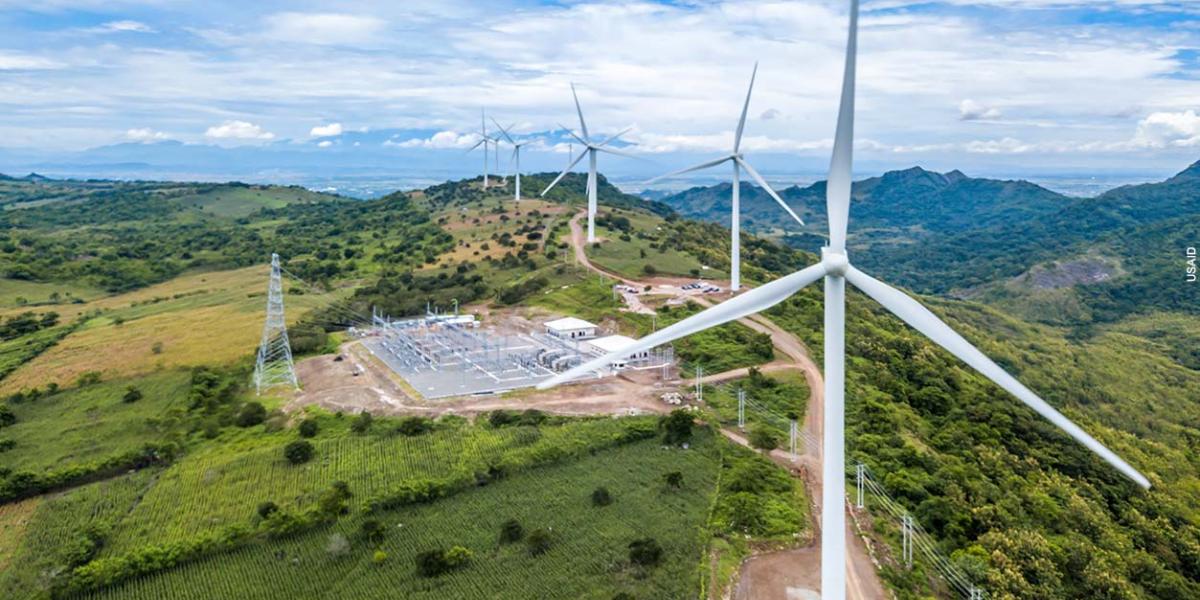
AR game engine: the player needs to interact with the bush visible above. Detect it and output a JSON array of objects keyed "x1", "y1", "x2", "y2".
[
  {"x1": 660, "y1": 409, "x2": 694, "y2": 445},
  {"x1": 351, "y1": 411, "x2": 373, "y2": 434},
  {"x1": 373, "y1": 550, "x2": 388, "y2": 565},
  {"x1": 319, "y1": 481, "x2": 352, "y2": 516},
  {"x1": 416, "y1": 546, "x2": 473, "y2": 577},
  {"x1": 526, "y1": 528, "x2": 552, "y2": 556},
  {"x1": 122, "y1": 386, "x2": 143, "y2": 404},
  {"x1": 628, "y1": 537, "x2": 663, "y2": 567},
  {"x1": 642, "y1": 264, "x2": 658, "y2": 276},
  {"x1": 256, "y1": 501, "x2": 279, "y2": 519},
  {"x1": 0, "y1": 405, "x2": 15, "y2": 428},
  {"x1": 298, "y1": 419, "x2": 319, "y2": 438},
  {"x1": 664, "y1": 471, "x2": 684, "y2": 488},
  {"x1": 592, "y1": 487, "x2": 613, "y2": 507},
  {"x1": 236, "y1": 402, "x2": 267, "y2": 427},
  {"x1": 77, "y1": 371, "x2": 102, "y2": 387},
  {"x1": 326, "y1": 533, "x2": 350, "y2": 558},
  {"x1": 284, "y1": 440, "x2": 314, "y2": 465},
  {"x1": 748, "y1": 424, "x2": 780, "y2": 452},
  {"x1": 360, "y1": 519, "x2": 385, "y2": 545},
  {"x1": 499, "y1": 519, "x2": 524, "y2": 544},
  {"x1": 396, "y1": 416, "x2": 432, "y2": 436}
]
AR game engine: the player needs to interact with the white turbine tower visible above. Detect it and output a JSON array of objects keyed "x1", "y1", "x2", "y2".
[
  {"x1": 491, "y1": 119, "x2": 528, "y2": 202},
  {"x1": 466, "y1": 109, "x2": 494, "y2": 188},
  {"x1": 646, "y1": 63, "x2": 805, "y2": 292},
  {"x1": 539, "y1": 1, "x2": 1151, "y2": 598},
  {"x1": 541, "y1": 83, "x2": 637, "y2": 243}
]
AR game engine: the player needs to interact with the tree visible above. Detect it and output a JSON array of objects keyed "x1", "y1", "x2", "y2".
[
  {"x1": 416, "y1": 546, "x2": 473, "y2": 577},
  {"x1": 628, "y1": 538, "x2": 664, "y2": 567},
  {"x1": 396, "y1": 416, "x2": 432, "y2": 436},
  {"x1": 351, "y1": 411, "x2": 373, "y2": 434},
  {"x1": 318, "y1": 481, "x2": 352, "y2": 516},
  {"x1": 499, "y1": 519, "x2": 524, "y2": 544},
  {"x1": 122, "y1": 386, "x2": 143, "y2": 404},
  {"x1": 592, "y1": 487, "x2": 613, "y2": 507},
  {"x1": 373, "y1": 550, "x2": 388, "y2": 565},
  {"x1": 236, "y1": 402, "x2": 267, "y2": 427},
  {"x1": 284, "y1": 440, "x2": 314, "y2": 464},
  {"x1": 360, "y1": 519, "x2": 385, "y2": 545},
  {"x1": 664, "y1": 471, "x2": 684, "y2": 489},
  {"x1": 298, "y1": 419, "x2": 319, "y2": 438},
  {"x1": 0, "y1": 405, "x2": 15, "y2": 428},
  {"x1": 256, "y1": 501, "x2": 279, "y2": 519},
  {"x1": 526, "y1": 528, "x2": 552, "y2": 556},
  {"x1": 660, "y1": 409, "x2": 694, "y2": 445},
  {"x1": 748, "y1": 424, "x2": 780, "y2": 452},
  {"x1": 642, "y1": 264, "x2": 658, "y2": 276}
]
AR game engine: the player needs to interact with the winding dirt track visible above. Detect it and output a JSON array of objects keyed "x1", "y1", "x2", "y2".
[{"x1": 568, "y1": 212, "x2": 886, "y2": 600}]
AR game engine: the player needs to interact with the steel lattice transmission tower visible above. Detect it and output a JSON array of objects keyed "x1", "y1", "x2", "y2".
[{"x1": 253, "y1": 253, "x2": 298, "y2": 394}]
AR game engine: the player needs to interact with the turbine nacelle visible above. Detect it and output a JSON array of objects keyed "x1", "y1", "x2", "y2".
[{"x1": 821, "y1": 247, "x2": 850, "y2": 277}]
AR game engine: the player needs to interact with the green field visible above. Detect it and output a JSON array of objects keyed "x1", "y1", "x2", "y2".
[
  {"x1": 581, "y1": 210, "x2": 726, "y2": 280},
  {"x1": 174, "y1": 186, "x2": 336, "y2": 218},
  {"x1": 0, "y1": 279, "x2": 99, "y2": 309},
  {"x1": 77, "y1": 431, "x2": 722, "y2": 600}
]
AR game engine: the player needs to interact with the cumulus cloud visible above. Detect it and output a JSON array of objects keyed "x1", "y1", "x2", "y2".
[
  {"x1": 760, "y1": 108, "x2": 781, "y2": 120},
  {"x1": 204, "y1": 120, "x2": 275, "y2": 140},
  {"x1": 317, "y1": 140, "x2": 333, "y2": 148},
  {"x1": 309, "y1": 122, "x2": 343, "y2": 137},
  {"x1": 263, "y1": 12, "x2": 385, "y2": 45},
  {"x1": 1132, "y1": 110, "x2": 1200, "y2": 148},
  {"x1": 959, "y1": 99, "x2": 1002, "y2": 121},
  {"x1": 388, "y1": 130, "x2": 480, "y2": 149},
  {"x1": 125, "y1": 128, "x2": 169, "y2": 142},
  {"x1": 0, "y1": 52, "x2": 62, "y2": 70}
]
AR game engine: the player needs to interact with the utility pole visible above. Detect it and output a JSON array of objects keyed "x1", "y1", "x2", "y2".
[
  {"x1": 253, "y1": 253, "x2": 298, "y2": 394},
  {"x1": 789, "y1": 419, "x2": 798, "y2": 461},
  {"x1": 901, "y1": 515, "x2": 914, "y2": 568},
  {"x1": 856, "y1": 463, "x2": 865, "y2": 509},
  {"x1": 737, "y1": 389, "x2": 746, "y2": 430},
  {"x1": 694, "y1": 366, "x2": 703, "y2": 402}
]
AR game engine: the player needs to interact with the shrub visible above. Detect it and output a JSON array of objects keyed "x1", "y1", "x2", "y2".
[
  {"x1": 664, "y1": 471, "x2": 684, "y2": 489},
  {"x1": 592, "y1": 487, "x2": 613, "y2": 507},
  {"x1": 660, "y1": 409, "x2": 694, "y2": 445},
  {"x1": 319, "y1": 481, "x2": 352, "y2": 516},
  {"x1": 256, "y1": 501, "x2": 279, "y2": 520},
  {"x1": 77, "y1": 371, "x2": 102, "y2": 387},
  {"x1": 642, "y1": 264, "x2": 658, "y2": 276},
  {"x1": 628, "y1": 537, "x2": 663, "y2": 567},
  {"x1": 360, "y1": 519, "x2": 385, "y2": 545},
  {"x1": 297, "y1": 419, "x2": 319, "y2": 438},
  {"x1": 748, "y1": 424, "x2": 780, "y2": 452},
  {"x1": 416, "y1": 546, "x2": 473, "y2": 577},
  {"x1": 326, "y1": 533, "x2": 350, "y2": 558},
  {"x1": 396, "y1": 416, "x2": 432, "y2": 436},
  {"x1": 151, "y1": 341, "x2": 164, "y2": 354},
  {"x1": 236, "y1": 402, "x2": 267, "y2": 427},
  {"x1": 0, "y1": 439, "x2": 15, "y2": 452},
  {"x1": 351, "y1": 411, "x2": 373, "y2": 434},
  {"x1": 284, "y1": 440, "x2": 314, "y2": 465},
  {"x1": 499, "y1": 519, "x2": 524, "y2": 544},
  {"x1": 527, "y1": 528, "x2": 552, "y2": 556},
  {"x1": 373, "y1": 550, "x2": 388, "y2": 565},
  {"x1": 122, "y1": 386, "x2": 143, "y2": 404},
  {"x1": 0, "y1": 405, "x2": 15, "y2": 428}
]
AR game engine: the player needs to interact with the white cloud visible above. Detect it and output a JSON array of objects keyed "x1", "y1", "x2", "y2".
[
  {"x1": 965, "y1": 137, "x2": 1033, "y2": 153},
  {"x1": 96, "y1": 20, "x2": 154, "y2": 34},
  {"x1": 0, "y1": 52, "x2": 63, "y2": 70},
  {"x1": 959, "y1": 99, "x2": 1002, "y2": 121},
  {"x1": 125, "y1": 127, "x2": 169, "y2": 142},
  {"x1": 1132, "y1": 110, "x2": 1200, "y2": 148},
  {"x1": 390, "y1": 130, "x2": 480, "y2": 149},
  {"x1": 204, "y1": 120, "x2": 275, "y2": 140},
  {"x1": 309, "y1": 122, "x2": 343, "y2": 137},
  {"x1": 317, "y1": 140, "x2": 333, "y2": 148},
  {"x1": 263, "y1": 12, "x2": 385, "y2": 45},
  {"x1": 760, "y1": 108, "x2": 781, "y2": 120}
]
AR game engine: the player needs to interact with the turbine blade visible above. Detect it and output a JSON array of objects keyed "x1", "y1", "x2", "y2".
[
  {"x1": 844, "y1": 266, "x2": 1151, "y2": 490},
  {"x1": 540, "y1": 149, "x2": 589, "y2": 196},
  {"x1": 737, "y1": 157, "x2": 804, "y2": 226},
  {"x1": 571, "y1": 83, "x2": 589, "y2": 140},
  {"x1": 538, "y1": 262, "x2": 826, "y2": 389},
  {"x1": 490, "y1": 118, "x2": 516, "y2": 145},
  {"x1": 827, "y1": 0, "x2": 859, "y2": 251},
  {"x1": 594, "y1": 146, "x2": 642, "y2": 160},
  {"x1": 465, "y1": 138, "x2": 485, "y2": 154},
  {"x1": 597, "y1": 127, "x2": 632, "y2": 148},
  {"x1": 645, "y1": 155, "x2": 732, "y2": 184},
  {"x1": 558, "y1": 123, "x2": 589, "y2": 147},
  {"x1": 734, "y1": 62, "x2": 758, "y2": 153}
]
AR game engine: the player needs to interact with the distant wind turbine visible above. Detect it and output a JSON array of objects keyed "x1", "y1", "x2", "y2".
[
  {"x1": 466, "y1": 109, "x2": 495, "y2": 188},
  {"x1": 646, "y1": 62, "x2": 804, "y2": 292},
  {"x1": 539, "y1": 2, "x2": 1150, "y2": 598},
  {"x1": 541, "y1": 83, "x2": 638, "y2": 242},
  {"x1": 491, "y1": 119, "x2": 528, "y2": 202}
]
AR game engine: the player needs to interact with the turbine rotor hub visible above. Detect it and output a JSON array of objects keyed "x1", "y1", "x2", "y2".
[{"x1": 821, "y1": 247, "x2": 850, "y2": 276}]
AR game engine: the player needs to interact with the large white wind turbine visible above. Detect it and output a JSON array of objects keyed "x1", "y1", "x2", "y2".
[
  {"x1": 466, "y1": 110, "x2": 495, "y2": 188},
  {"x1": 540, "y1": 83, "x2": 637, "y2": 242},
  {"x1": 539, "y1": 1, "x2": 1151, "y2": 598},
  {"x1": 646, "y1": 63, "x2": 805, "y2": 292},
  {"x1": 491, "y1": 119, "x2": 528, "y2": 202}
]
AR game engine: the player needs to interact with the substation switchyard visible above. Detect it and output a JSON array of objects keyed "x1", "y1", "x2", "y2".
[{"x1": 358, "y1": 309, "x2": 673, "y2": 399}]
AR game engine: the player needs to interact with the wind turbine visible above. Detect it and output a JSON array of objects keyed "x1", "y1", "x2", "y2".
[
  {"x1": 541, "y1": 83, "x2": 638, "y2": 243},
  {"x1": 466, "y1": 110, "x2": 495, "y2": 188},
  {"x1": 492, "y1": 119, "x2": 528, "y2": 202},
  {"x1": 646, "y1": 62, "x2": 805, "y2": 292},
  {"x1": 538, "y1": 1, "x2": 1151, "y2": 598}
]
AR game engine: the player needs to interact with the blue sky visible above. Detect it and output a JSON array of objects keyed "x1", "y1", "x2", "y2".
[{"x1": 1, "y1": 0, "x2": 1199, "y2": 188}]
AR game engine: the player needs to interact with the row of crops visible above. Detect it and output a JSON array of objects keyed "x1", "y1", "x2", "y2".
[{"x1": 74, "y1": 430, "x2": 722, "y2": 600}]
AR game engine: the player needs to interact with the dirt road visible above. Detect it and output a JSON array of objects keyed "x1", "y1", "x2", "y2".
[{"x1": 567, "y1": 211, "x2": 886, "y2": 600}]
